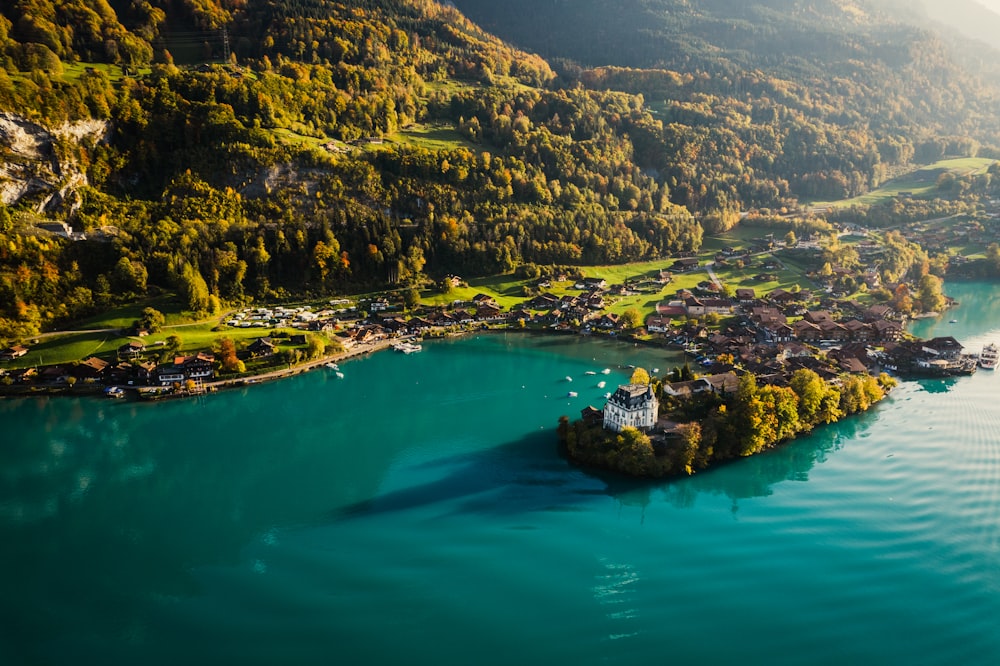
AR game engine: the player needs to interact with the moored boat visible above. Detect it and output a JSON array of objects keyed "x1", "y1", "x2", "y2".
[
  {"x1": 392, "y1": 341, "x2": 422, "y2": 354},
  {"x1": 980, "y1": 343, "x2": 999, "y2": 369}
]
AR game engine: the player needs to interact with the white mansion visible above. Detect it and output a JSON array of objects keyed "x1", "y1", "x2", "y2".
[{"x1": 603, "y1": 384, "x2": 659, "y2": 432}]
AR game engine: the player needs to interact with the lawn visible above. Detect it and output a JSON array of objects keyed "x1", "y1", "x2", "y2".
[
  {"x1": 812, "y1": 157, "x2": 997, "y2": 208},
  {"x1": 10, "y1": 320, "x2": 315, "y2": 370},
  {"x1": 72, "y1": 294, "x2": 207, "y2": 330},
  {"x1": 384, "y1": 122, "x2": 479, "y2": 152}
]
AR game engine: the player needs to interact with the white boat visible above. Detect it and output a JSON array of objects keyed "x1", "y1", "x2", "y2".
[
  {"x1": 585, "y1": 371, "x2": 597, "y2": 375},
  {"x1": 980, "y1": 343, "x2": 999, "y2": 369},
  {"x1": 597, "y1": 381, "x2": 606, "y2": 388},
  {"x1": 325, "y1": 362, "x2": 340, "y2": 370},
  {"x1": 603, "y1": 392, "x2": 612, "y2": 399},
  {"x1": 565, "y1": 376, "x2": 573, "y2": 382},
  {"x1": 567, "y1": 391, "x2": 578, "y2": 397},
  {"x1": 392, "y1": 341, "x2": 422, "y2": 354},
  {"x1": 335, "y1": 371, "x2": 345, "y2": 379},
  {"x1": 652, "y1": 368, "x2": 660, "y2": 374},
  {"x1": 600, "y1": 368, "x2": 611, "y2": 375},
  {"x1": 104, "y1": 386, "x2": 125, "y2": 399}
]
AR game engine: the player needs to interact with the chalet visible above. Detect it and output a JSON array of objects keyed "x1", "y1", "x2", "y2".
[
  {"x1": 39, "y1": 366, "x2": 71, "y2": 383},
  {"x1": 735, "y1": 288, "x2": 756, "y2": 304},
  {"x1": 842, "y1": 319, "x2": 872, "y2": 342},
  {"x1": 645, "y1": 316, "x2": 672, "y2": 333},
  {"x1": 872, "y1": 319, "x2": 903, "y2": 342},
  {"x1": 670, "y1": 257, "x2": 700, "y2": 272},
  {"x1": 596, "y1": 313, "x2": 621, "y2": 330},
  {"x1": 749, "y1": 306, "x2": 787, "y2": 326},
  {"x1": 663, "y1": 372, "x2": 739, "y2": 398},
  {"x1": 580, "y1": 406, "x2": 604, "y2": 427},
  {"x1": 581, "y1": 277, "x2": 607, "y2": 290},
  {"x1": 862, "y1": 304, "x2": 893, "y2": 322},
  {"x1": 701, "y1": 298, "x2": 735, "y2": 315},
  {"x1": 354, "y1": 326, "x2": 386, "y2": 344},
  {"x1": 407, "y1": 317, "x2": 435, "y2": 331},
  {"x1": 10, "y1": 367, "x2": 37, "y2": 383},
  {"x1": 472, "y1": 293, "x2": 498, "y2": 307},
  {"x1": 803, "y1": 310, "x2": 834, "y2": 325},
  {"x1": 585, "y1": 293, "x2": 606, "y2": 309},
  {"x1": 922, "y1": 336, "x2": 963, "y2": 360},
  {"x1": 560, "y1": 294, "x2": 579, "y2": 309},
  {"x1": 761, "y1": 322, "x2": 794, "y2": 343},
  {"x1": 0, "y1": 345, "x2": 29, "y2": 361},
  {"x1": 248, "y1": 337, "x2": 278, "y2": 357},
  {"x1": 308, "y1": 319, "x2": 337, "y2": 333},
  {"x1": 107, "y1": 362, "x2": 136, "y2": 384},
  {"x1": 778, "y1": 342, "x2": 814, "y2": 360},
  {"x1": 603, "y1": 384, "x2": 659, "y2": 432},
  {"x1": 793, "y1": 320, "x2": 823, "y2": 343},
  {"x1": 663, "y1": 377, "x2": 714, "y2": 398},
  {"x1": 769, "y1": 289, "x2": 801, "y2": 305},
  {"x1": 451, "y1": 309, "x2": 476, "y2": 325},
  {"x1": 527, "y1": 293, "x2": 560, "y2": 309},
  {"x1": 475, "y1": 304, "x2": 506, "y2": 322},
  {"x1": 684, "y1": 296, "x2": 705, "y2": 316},
  {"x1": 117, "y1": 341, "x2": 145, "y2": 360},
  {"x1": 704, "y1": 372, "x2": 740, "y2": 395},
  {"x1": 74, "y1": 357, "x2": 110, "y2": 379}
]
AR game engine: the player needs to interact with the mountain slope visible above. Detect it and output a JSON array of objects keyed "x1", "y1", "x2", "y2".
[{"x1": 0, "y1": 0, "x2": 706, "y2": 342}]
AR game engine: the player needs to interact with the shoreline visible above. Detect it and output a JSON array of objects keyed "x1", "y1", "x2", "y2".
[{"x1": 0, "y1": 334, "x2": 418, "y2": 401}]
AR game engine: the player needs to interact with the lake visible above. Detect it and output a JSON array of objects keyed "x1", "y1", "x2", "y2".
[{"x1": 2, "y1": 286, "x2": 1000, "y2": 665}]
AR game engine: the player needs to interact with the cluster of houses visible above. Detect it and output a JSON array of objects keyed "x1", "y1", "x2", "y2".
[{"x1": 0, "y1": 340, "x2": 218, "y2": 389}]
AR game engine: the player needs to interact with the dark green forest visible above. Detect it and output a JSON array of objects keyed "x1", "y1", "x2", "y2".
[{"x1": 0, "y1": 0, "x2": 998, "y2": 343}]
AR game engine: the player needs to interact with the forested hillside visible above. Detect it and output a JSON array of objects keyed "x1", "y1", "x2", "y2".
[
  {"x1": 0, "y1": 0, "x2": 700, "y2": 341},
  {"x1": 0, "y1": 0, "x2": 998, "y2": 344},
  {"x1": 453, "y1": 0, "x2": 1000, "y2": 205}
]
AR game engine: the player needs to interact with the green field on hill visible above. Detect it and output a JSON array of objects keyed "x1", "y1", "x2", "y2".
[{"x1": 813, "y1": 157, "x2": 997, "y2": 208}]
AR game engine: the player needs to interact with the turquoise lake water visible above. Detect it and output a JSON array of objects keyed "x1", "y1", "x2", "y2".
[{"x1": 3, "y1": 285, "x2": 1000, "y2": 665}]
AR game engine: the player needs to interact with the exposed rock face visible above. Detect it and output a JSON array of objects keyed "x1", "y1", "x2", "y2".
[{"x1": 0, "y1": 113, "x2": 111, "y2": 215}]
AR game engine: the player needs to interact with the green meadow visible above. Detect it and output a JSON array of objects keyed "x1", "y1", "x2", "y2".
[{"x1": 813, "y1": 157, "x2": 996, "y2": 208}]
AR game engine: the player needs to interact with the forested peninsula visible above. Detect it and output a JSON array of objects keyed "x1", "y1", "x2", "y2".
[{"x1": 559, "y1": 368, "x2": 896, "y2": 479}]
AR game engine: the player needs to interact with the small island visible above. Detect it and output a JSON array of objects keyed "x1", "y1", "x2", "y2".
[{"x1": 559, "y1": 365, "x2": 897, "y2": 479}]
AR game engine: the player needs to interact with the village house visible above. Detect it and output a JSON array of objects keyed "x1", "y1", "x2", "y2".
[
  {"x1": 0, "y1": 345, "x2": 29, "y2": 361},
  {"x1": 74, "y1": 357, "x2": 110, "y2": 380},
  {"x1": 153, "y1": 353, "x2": 215, "y2": 386},
  {"x1": 248, "y1": 337, "x2": 278, "y2": 357},
  {"x1": 735, "y1": 288, "x2": 756, "y2": 304},
  {"x1": 603, "y1": 384, "x2": 659, "y2": 432},
  {"x1": 662, "y1": 372, "x2": 739, "y2": 399},
  {"x1": 645, "y1": 315, "x2": 672, "y2": 333},
  {"x1": 117, "y1": 341, "x2": 145, "y2": 360},
  {"x1": 670, "y1": 257, "x2": 700, "y2": 272}
]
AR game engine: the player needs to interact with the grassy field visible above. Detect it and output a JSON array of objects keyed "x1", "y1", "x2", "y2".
[
  {"x1": 384, "y1": 122, "x2": 479, "y2": 152},
  {"x1": 13, "y1": 320, "x2": 316, "y2": 370},
  {"x1": 812, "y1": 157, "x2": 997, "y2": 208}
]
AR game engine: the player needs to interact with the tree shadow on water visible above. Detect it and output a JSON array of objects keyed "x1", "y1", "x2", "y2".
[
  {"x1": 331, "y1": 408, "x2": 876, "y2": 522},
  {"x1": 331, "y1": 431, "x2": 610, "y2": 521}
]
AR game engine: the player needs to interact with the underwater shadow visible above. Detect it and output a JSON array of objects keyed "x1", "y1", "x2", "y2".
[
  {"x1": 331, "y1": 404, "x2": 880, "y2": 521},
  {"x1": 331, "y1": 430, "x2": 608, "y2": 521}
]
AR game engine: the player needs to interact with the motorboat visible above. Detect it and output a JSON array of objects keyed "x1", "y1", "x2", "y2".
[{"x1": 979, "y1": 343, "x2": 998, "y2": 369}]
